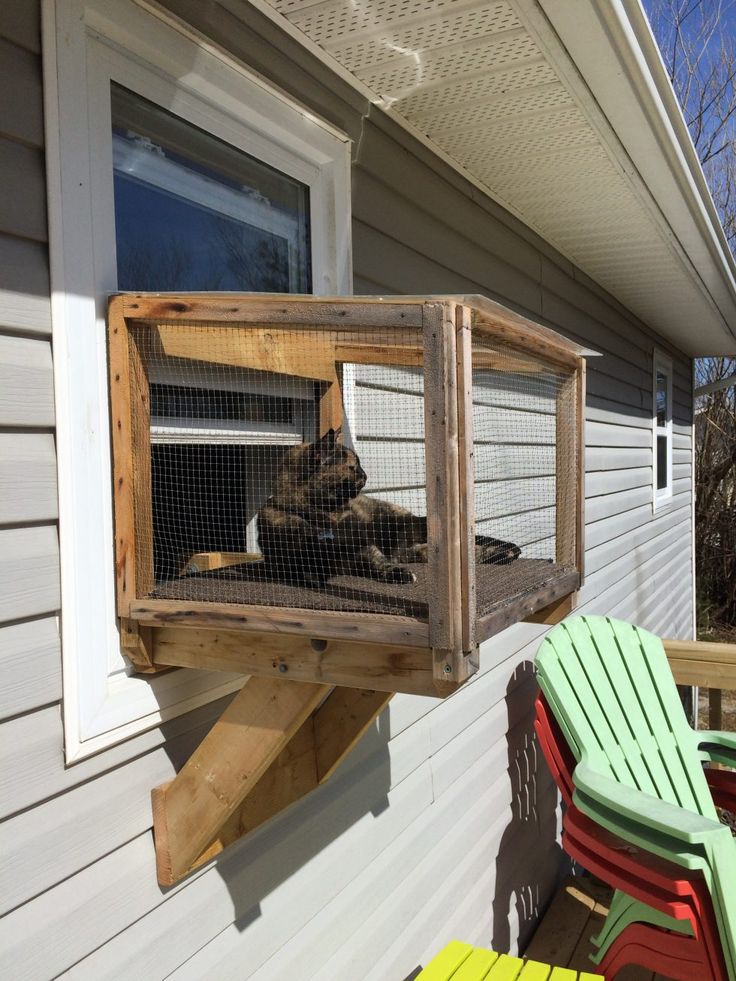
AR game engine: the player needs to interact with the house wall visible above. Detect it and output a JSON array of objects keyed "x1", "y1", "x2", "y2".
[{"x1": 0, "y1": 2, "x2": 695, "y2": 979}]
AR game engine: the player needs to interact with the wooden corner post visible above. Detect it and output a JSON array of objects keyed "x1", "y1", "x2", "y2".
[
  {"x1": 455, "y1": 304, "x2": 478, "y2": 663},
  {"x1": 151, "y1": 678, "x2": 393, "y2": 886},
  {"x1": 423, "y1": 303, "x2": 471, "y2": 687}
]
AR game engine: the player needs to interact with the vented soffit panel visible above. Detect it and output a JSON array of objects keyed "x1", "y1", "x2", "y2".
[{"x1": 256, "y1": 0, "x2": 736, "y2": 356}]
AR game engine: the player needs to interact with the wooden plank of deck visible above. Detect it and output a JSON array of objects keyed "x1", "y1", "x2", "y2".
[{"x1": 524, "y1": 877, "x2": 656, "y2": 981}]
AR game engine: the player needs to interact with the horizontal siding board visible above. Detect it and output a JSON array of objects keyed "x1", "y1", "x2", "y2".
[
  {"x1": 586, "y1": 419, "x2": 651, "y2": 448},
  {"x1": 0, "y1": 618, "x2": 60, "y2": 720},
  {"x1": 0, "y1": 38, "x2": 43, "y2": 147},
  {"x1": 583, "y1": 508, "x2": 690, "y2": 592},
  {"x1": 353, "y1": 124, "x2": 542, "y2": 280},
  {"x1": 352, "y1": 163, "x2": 541, "y2": 303},
  {"x1": 41, "y1": 759, "x2": 434, "y2": 981},
  {"x1": 0, "y1": 696, "x2": 232, "y2": 819},
  {"x1": 0, "y1": 2, "x2": 40, "y2": 53},
  {"x1": 1, "y1": 734, "x2": 205, "y2": 916},
  {"x1": 579, "y1": 531, "x2": 687, "y2": 618},
  {"x1": 0, "y1": 334, "x2": 54, "y2": 425},
  {"x1": 354, "y1": 392, "x2": 555, "y2": 443},
  {"x1": 0, "y1": 434, "x2": 58, "y2": 523},
  {"x1": 0, "y1": 234, "x2": 51, "y2": 333},
  {"x1": 0, "y1": 526, "x2": 59, "y2": 623},
  {"x1": 0, "y1": 139, "x2": 47, "y2": 241},
  {"x1": 585, "y1": 497, "x2": 690, "y2": 577},
  {"x1": 586, "y1": 465, "x2": 652, "y2": 496},
  {"x1": 586, "y1": 483, "x2": 654, "y2": 522},
  {"x1": 157, "y1": 0, "x2": 368, "y2": 147},
  {"x1": 190, "y1": 762, "x2": 525, "y2": 980}
]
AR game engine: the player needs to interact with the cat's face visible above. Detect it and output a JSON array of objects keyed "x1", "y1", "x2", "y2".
[{"x1": 299, "y1": 430, "x2": 367, "y2": 508}]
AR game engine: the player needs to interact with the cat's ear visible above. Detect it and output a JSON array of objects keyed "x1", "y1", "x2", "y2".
[{"x1": 318, "y1": 428, "x2": 337, "y2": 451}]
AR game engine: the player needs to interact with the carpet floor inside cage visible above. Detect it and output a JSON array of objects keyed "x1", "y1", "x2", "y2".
[{"x1": 149, "y1": 557, "x2": 578, "y2": 624}]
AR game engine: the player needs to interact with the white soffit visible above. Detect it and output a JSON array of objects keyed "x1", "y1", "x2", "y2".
[{"x1": 259, "y1": 0, "x2": 736, "y2": 355}]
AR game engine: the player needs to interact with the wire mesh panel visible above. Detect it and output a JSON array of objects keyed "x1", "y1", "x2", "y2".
[
  {"x1": 470, "y1": 332, "x2": 580, "y2": 630},
  {"x1": 127, "y1": 319, "x2": 432, "y2": 619}
]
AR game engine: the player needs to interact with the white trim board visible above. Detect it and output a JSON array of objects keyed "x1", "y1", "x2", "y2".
[{"x1": 42, "y1": 0, "x2": 352, "y2": 761}]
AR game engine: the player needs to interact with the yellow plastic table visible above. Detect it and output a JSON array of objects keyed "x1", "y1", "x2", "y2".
[{"x1": 417, "y1": 941, "x2": 604, "y2": 980}]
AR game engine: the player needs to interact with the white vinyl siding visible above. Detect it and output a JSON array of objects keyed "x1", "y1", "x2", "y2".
[{"x1": 0, "y1": 1, "x2": 696, "y2": 979}]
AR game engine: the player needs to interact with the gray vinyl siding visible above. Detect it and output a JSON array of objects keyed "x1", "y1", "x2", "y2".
[{"x1": 0, "y1": 2, "x2": 695, "y2": 979}]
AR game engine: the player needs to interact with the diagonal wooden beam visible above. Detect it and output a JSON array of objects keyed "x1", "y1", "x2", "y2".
[
  {"x1": 151, "y1": 676, "x2": 328, "y2": 885},
  {"x1": 314, "y1": 687, "x2": 393, "y2": 783},
  {"x1": 147, "y1": 678, "x2": 393, "y2": 885}
]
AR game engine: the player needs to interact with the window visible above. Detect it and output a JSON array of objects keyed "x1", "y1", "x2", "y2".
[
  {"x1": 653, "y1": 352, "x2": 673, "y2": 506},
  {"x1": 44, "y1": 0, "x2": 351, "y2": 760}
]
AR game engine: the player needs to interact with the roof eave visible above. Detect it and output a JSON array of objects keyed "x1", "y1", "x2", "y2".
[{"x1": 532, "y1": 0, "x2": 736, "y2": 356}]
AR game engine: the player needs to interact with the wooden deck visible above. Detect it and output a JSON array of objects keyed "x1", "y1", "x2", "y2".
[{"x1": 524, "y1": 876, "x2": 670, "y2": 980}]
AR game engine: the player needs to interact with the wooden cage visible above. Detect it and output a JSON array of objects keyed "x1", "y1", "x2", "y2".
[
  {"x1": 108, "y1": 292, "x2": 584, "y2": 884},
  {"x1": 109, "y1": 292, "x2": 585, "y2": 697}
]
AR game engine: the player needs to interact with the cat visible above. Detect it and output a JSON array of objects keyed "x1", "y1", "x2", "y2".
[{"x1": 257, "y1": 430, "x2": 521, "y2": 587}]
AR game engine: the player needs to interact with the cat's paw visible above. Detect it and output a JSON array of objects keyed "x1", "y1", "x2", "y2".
[
  {"x1": 479, "y1": 541, "x2": 521, "y2": 565},
  {"x1": 383, "y1": 566, "x2": 416, "y2": 584}
]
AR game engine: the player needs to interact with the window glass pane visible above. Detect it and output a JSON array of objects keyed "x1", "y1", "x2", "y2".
[
  {"x1": 657, "y1": 435, "x2": 668, "y2": 490},
  {"x1": 150, "y1": 384, "x2": 294, "y2": 424},
  {"x1": 111, "y1": 84, "x2": 311, "y2": 292},
  {"x1": 656, "y1": 370, "x2": 668, "y2": 427}
]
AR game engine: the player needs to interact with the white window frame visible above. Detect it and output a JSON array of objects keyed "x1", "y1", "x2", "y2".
[
  {"x1": 653, "y1": 350, "x2": 673, "y2": 509},
  {"x1": 43, "y1": 0, "x2": 352, "y2": 762}
]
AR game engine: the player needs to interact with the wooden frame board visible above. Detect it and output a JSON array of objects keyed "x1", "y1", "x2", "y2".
[{"x1": 108, "y1": 292, "x2": 585, "y2": 691}]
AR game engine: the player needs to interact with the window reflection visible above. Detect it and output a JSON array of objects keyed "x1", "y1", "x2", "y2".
[{"x1": 111, "y1": 84, "x2": 311, "y2": 293}]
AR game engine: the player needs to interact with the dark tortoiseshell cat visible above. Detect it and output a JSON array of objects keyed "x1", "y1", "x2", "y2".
[{"x1": 257, "y1": 430, "x2": 521, "y2": 587}]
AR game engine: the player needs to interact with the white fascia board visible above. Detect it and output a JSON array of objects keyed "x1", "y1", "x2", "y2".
[{"x1": 531, "y1": 0, "x2": 736, "y2": 354}]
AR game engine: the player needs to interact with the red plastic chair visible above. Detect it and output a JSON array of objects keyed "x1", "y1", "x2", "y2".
[{"x1": 535, "y1": 692, "x2": 730, "y2": 979}]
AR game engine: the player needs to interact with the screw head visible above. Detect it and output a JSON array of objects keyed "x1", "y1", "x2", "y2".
[
  {"x1": 278, "y1": 663, "x2": 288, "y2": 673},
  {"x1": 443, "y1": 664, "x2": 452, "y2": 675}
]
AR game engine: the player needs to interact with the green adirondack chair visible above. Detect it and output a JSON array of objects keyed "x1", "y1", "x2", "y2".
[{"x1": 535, "y1": 615, "x2": 736, "y2": 980}]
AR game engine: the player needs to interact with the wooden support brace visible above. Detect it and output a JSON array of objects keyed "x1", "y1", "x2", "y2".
[
  {"x1": 119, "y1": 617, "x2": 168, "y2": 674},
  {"x1": 152, "y1": 676, "x2": 327, "y2": 885},
  {"x1": 524, "y1": 592, "x2": 577, "y2": 626},
  {"x1": 151, "y1": 676, "x2": 393, "y2": 886}
]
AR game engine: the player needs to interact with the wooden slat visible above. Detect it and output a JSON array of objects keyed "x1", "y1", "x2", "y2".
[
  {"x1": 576, "y1": 362, "x2": 587, "y2": 580},
  {"x1": 455, "y1": 303, "x2": 477, "y2": 657},
  {"x1": 555, "y1": 370, "x2": 578, "y2": 568},
  {"x1": 154, "y1": 324, "x2": 337, "y2": 380},
  {"x1": 151, "y1": 676, "x2": 328, "y2": 885},
  {"x1": 472, "y1": 314, "x2": 580, "y2": 373},
  {"x1": 710, "y1": 688, "x2": 723, "y2": 731},
  {"x1": 524, "y1": 877, "x2": 599, "y2": 968},
  {"x1": 121, "y1": 293, "x2": 424, "y2": 327},
  {"x1": 423, "y1": 302, "x2": 467, "y2": 684},
  {"x1": 108, "y1": 296, "x2": 138, "y2": 617},
  {"x1": 152, "y1": 627, "x2": 453, "y2": 697},
  {"x1": 664, "y1": 638, "x2": 736, "y2": 689},
  {"x1": 192, "y1": 716, "x2": 319, "y2": 870},
  {"x1": 524, "y1": 592, "x2": 576, "y2": 626},
  {"x1": 134, "y1": 598, "x2": 430, "y2": 646},
  {"x1": 319, "y1": 368, "x2": 344, "y2": 436},
  {"x1": 476, "y1": 570, "x2": 581, "y2": 644},
  {"x1": 186, "y1": 687, "x2": 392, "y2": 872},
  {"x1": 119, "y1": 618, "x2": 164, "y2": 674},
  {"x1": 314, "y1": 687, "x2": 393, "y2": 782}
]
